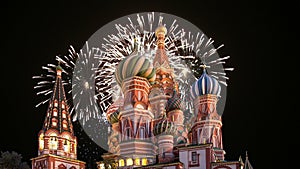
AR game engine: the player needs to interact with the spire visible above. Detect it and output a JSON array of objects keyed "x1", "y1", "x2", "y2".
[
  {"x1": 153, "y1": 25, "x2": 170, "y2": 68},
  {"x1": 200, "y1": 64, "x2": 210, "y2": 74},
  {"x1": 239, "y1": 155, "x2": 244, "y2": 165},
  {"x1": 132, "y1": 37, "x2": 139, "y2": 55},
  {"x1": 244, "y1": 151, "x2": 254, "y2": 169},
  {"x1": 42, "y1": 62, "x2": 74, "y2": 134}
]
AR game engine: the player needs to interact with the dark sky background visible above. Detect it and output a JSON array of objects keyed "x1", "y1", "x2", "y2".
[{"x1": 0, "y1": 0, "x2": 287, "y2": 169}]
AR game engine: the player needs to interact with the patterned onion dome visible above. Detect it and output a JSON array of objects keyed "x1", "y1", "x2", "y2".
[
  {"x1": 166, "y1": 90, "x2": 182, "y2": 112},
  {"x1": 190, "y1": 69, "x2": 221, "y2": 99},
  {"x1": 106, "y1": 96, "x2": 124, "y2": 124},
  {"x1": 109, "y1": 109, "x2": 120, "y2": 124},
  {"x1": 115, "y1": 48, "x2": 156, "y2": 86},
  {"x1": 153, "y1": 119, "x2": 177, "y2": 136}
]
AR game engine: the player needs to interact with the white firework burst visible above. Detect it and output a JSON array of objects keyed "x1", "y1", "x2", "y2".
[
  {"x1": 32, "y1": 46, "x2": 77, "y2": 109},
  {"x1": 178, "y1": 31, "x2": 234, "y2": 86},
  {"x1": 72, "y1": 42, "x2": 103, "y2": 125},
  {"x1": 95, "y1": 12, "x2": 193, "y2": 121},
  {"x1": 95, "y1": 12, "x2": 233, "y2": 124}
]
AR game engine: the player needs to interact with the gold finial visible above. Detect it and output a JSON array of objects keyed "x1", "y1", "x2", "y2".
[
  {"x1": 155, "y1": 25, "x2": 167, "y2": 37},
  {"x1": 200, "y1": 64, "x2": 210, "y2": 71},
  {"x1": 56, "y1": 61, "x2": 63, "y2": 77}
]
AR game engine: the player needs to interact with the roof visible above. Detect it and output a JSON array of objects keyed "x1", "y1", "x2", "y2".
[{"x1": 41, "y1": 65, "x2": 74, "y2": 134}]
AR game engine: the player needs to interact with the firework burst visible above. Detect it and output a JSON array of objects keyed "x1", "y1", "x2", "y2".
[
  {"x1": 32, "y1": 46, "x2": 77, "y2": 109},
  {"x1": 33, "y1": 11, "x2": 233, "y2": 134},
  {"x1": 178, "y1": 31, "x2": 234, "y2": 86},
  {"x1": 71, "y1": 42, "x2": 105, "y2": 125}
]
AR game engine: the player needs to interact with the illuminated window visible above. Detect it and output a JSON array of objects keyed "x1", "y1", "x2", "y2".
[
  {"x1": 49, "y1": 137, "x2": 58, "y2": 150},
  {"x1": 39, "y1": 134, "x2": 44, "y2": 150},
  {"x1": 119, "y1": 159, "x2": 124, "y2": 167},
  {"x1": 63, "y1": 140, "x2": 70, "y2": 153},
  {"x1": 142, "y1": 158, "x2": 147, "y2": 166},
  {"x1": 126, "y1": 158, "x2": 133, "y2": 166},
  {"x1": 52, "y1": 118, "x2": 57, "y2": 127},
  {"x1": 63, "y1": 120, "x2": 68, "y2": 129},
  {"x1": 54, "y1": 100, "x2": 58, "y2": 107},
  {"x1": 135, "y1": 158, "x2": 140, "y2": 166},
  {"x1": 53, "y1": 109, "x2": 58, "y2": 116},
  {"x1": 99, "y1": 163, "x2": 105, "y2": 169},
  {"x1": 61, "y1": 102, "x2": 65, "y2": 109},
  {"x1": 62, "y1": 111, "x2": 66, "y2": 118}
]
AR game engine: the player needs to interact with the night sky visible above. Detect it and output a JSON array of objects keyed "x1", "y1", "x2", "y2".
[{"x1": 1, "y1": 1, "x2": 286, "y2": 169}]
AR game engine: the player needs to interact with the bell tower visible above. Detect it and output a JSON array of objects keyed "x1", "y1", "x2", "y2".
[{"x1": 31, "y1": 64, "x2": 85, "y2": 169}]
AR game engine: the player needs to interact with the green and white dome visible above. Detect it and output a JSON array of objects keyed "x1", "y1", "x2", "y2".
[{"x1": 115, "y1": 44, "x2": 156, "y2": 86}]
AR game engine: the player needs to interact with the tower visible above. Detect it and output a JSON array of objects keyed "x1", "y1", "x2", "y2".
[
  {"x1": 149, "y1": 25, "x2": 187, "y2": 145},
  {"x1": 31, "y1": 64, "x2": 85, "y2": 169},
  {"x1": 113, "y1": 40, "x2": 157, "y2": 167},
  {"x1": 153, "y1": 118, "x2": 177, "y2": 163},
  {"x1": 149, "y1": 25, "x2": 176, "y2": 119},
  {"x1": 189, "y1": 65, "x2": 224, "y2": 160}
]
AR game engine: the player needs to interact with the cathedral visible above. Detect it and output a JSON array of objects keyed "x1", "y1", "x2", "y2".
[
  {"x1": 31, "y1": 24, "x2": 253, "y2": 169},
  {"x1": 96, "y1": 25, "x2": 253, "y2": 169}
]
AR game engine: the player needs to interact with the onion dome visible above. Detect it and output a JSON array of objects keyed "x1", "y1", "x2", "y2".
[
  {"x1": 166, "y1": 89, "x2": 182, "y2": 112},
  {"x1": 115, "y1": 41, "x2": 156, "y2": 86},
  {"x1": 153, "y1": 119, "x2": 177, "y2": 136},
  {"x1": 155, "y1": 25, "x2": 167, "y2": 37},
  {"x1": 190, "y1": 67, "x2": 221, "y2": 99},
  {"x1": 108, "y1": 109, "x2": 120, "y2": 124}
]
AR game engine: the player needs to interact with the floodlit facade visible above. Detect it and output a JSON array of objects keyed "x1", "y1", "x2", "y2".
[
  {"x1": 31, "y1": 65, "x2": 86, "y2": 169},
  {"x1": 97, "y1": 25, "x2": 253, "y2": 169}
]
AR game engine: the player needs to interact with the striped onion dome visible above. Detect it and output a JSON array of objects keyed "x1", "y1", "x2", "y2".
[
  {"x1": 106, "y1": 96, "x2": 124, "y2": 124},
  {"x1": 153, "y1": 119, "x2": 177, "y2": 136},
  {"x1": 166, "y1": 90, "x2": 182, "y2": 112},
  {"x1": 108, "y1": 109, "x2": 120, "y2": 124},
  {"x1": 115, "y1": 45, "x2": 156, "y2": 86},
  {"x1": 190, "y1": 68, "x2": 221, "y2": 99}
]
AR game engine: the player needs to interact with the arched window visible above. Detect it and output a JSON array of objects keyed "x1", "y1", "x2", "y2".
[
  {"x1": 51, "y1": 118, "x2": 58, "y2": 127},
  {"x1": 63, "y1": 140, "x2": 70, "y2": 153},
  {"x1": 58, "y1": 164, "x2": 66, "y2": 169},
  {"x1": 61, "y1": 101, "x2": 65, "y2": 109},
  {"x1": 126, "y1": 158, "x2": 133, "y2": 166},
  {"x1": 62, "y1": 110, "x2": 66, "y2": 118},
  {"x1": 49, "y1": 137, "x2": 58, "y2": 150},
  {"x1": 135, "y1": 158, "x2": 140, "y2": 166},
  {"x1": 38, "y1": 134, "x2": 44, "y2": 150},
  {"x1": 119, "y1": 159, "x2": 124, "y2": 167},
  {"x1": 54, "y1": 100, "x2": 58, "y2": 107},
  {"x1": 62, "y1": 120, "x2": 68, "y2": 129},
  {"x1": 52, "y1": 108, "x2": 58, "y2": 117},
  {"x1": 142, "y1": 158, "x2": 147, "y2": 166}
]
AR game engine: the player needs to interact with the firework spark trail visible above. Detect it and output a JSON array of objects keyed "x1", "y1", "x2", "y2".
[
  {"x1": 71, "y1": 42, "x2": 104, "y2": 125},
  {"x1": 32, "y1": 48, "x2": 77, "y2": 109},
  {"x1": 95, "y1": 13, "x2": 202, "y2": 122},
  {"x1": 177, "y1": 28, "x2": 234, "y2": 86}
]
